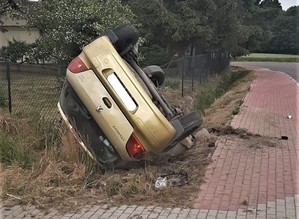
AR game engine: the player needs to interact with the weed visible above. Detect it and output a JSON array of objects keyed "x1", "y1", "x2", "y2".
[
  {"x1": 232, "y1": 106, "x2": 240, "y2": 115},
  {"x1": 163, "y1": 79, "x2": 180, "y2": 89},
  {"x1": 0, "y1": 130, "x2": 34, "y2": 168},
  {"x1": 0, "y1": 88, "x2": 6, "y2": 108},
  {"x1": 196, "y1": 68, "x2": 249, "y2": 114},
  {"x1": 106, "y1": 178, "x2": 122, "y2": 197}
]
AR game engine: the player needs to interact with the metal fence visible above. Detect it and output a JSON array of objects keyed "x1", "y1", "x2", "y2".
[
  {"x1": 0, "y1": 62, "x2": 62, "y2": 121},
  {"x1": 0, "y1": 53, "x2": 229, "y2": 120},
  {"x1": 162, "y1": 53, "x2": 230, "y2": 96}
]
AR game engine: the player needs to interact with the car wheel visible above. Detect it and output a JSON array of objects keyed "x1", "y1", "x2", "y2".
[
  {"x1": 112, "y1": 24, "x2": 139, "y2": 53},
  {"x1": 143, "y1": 65, "x2": 165, "y2": 87}
]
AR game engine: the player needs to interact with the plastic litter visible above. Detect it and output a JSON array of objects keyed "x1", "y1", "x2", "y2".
[
  {"x1": 280, "y1": 136, "x2": 288, "y2": 140},
  {"x1": 155, "y1": 171, "x2": 189, "y2": 190},
  {"x1": 287, "y1": 114, "x2": 292, "y2": 119},
  {"x1": 155, "y1": 177, "x2": 168, "y2": 190}
]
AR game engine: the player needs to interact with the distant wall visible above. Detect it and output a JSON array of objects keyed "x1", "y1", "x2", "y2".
[{"x1": 0, "y1": 16, "x2": 40, "y2": 48}]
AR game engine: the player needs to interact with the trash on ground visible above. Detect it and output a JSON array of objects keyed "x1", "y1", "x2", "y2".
[
  {"x1": 155, "y1": 171, "x2": 189, "y2": 190},
  {"x1": 287, "y1": 114, "x2": 292, "y2": 119},
  {"x1": 280, "y1": 136, "x2": 288, "y2": 140},
  {"x1": 6, "y1": 193, "x2": 21, "y2": 200},
  {"x1": 155, "y1": 177, "x2": 168, "y2": 190},
  {"x1": 208, "y1": 142, "x2": 215, "y2": 147}
]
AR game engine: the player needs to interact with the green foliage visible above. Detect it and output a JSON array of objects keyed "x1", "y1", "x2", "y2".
[
  {"x1": 0, "y1": 88, "x2": 6, "y2": 107},
  {"x1": 0, "y1": 130, "x2": 34, "y2": 168},
  {"x1": 267, "y1": 7, "x2": 299, "y2": 54},
  {"x1": 19, "y1": 0, "x2": 135, "y2": 66},
  {"x1": 129, "y1": 0, "x2": 215, "y2": 54},
  {"x1": 163, "y1": 79, "x2": 180, "y2": 89},
  {"x1": 196, "y1": 69, "x2": 249, "y2": 114},
  {"x1": 129, "y1": 0, "x2": 264, "y2": 57},
  {"x1": 139, "y1": 45, "x2": 175, "y2": 66},
  {"x1": 246, "y1": 2, "x2": 298, "y2": 54},
  {"x1": 0, "y1": 39, "x2": 31, "y2": 63},
  {"x1": 236, "y1": 53, "x2": 299, "y2": 62}
]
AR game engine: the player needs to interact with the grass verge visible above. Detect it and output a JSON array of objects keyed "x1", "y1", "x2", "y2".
[
  {"x1": 0, "y1": 67, "x2": 254, "y2": 211},
  {"x1": 235, "y1": 53, "x2": 299, "y2": 62},
  {"x1": 196, "y1": 67, "x2": 250, "y2": 114}
]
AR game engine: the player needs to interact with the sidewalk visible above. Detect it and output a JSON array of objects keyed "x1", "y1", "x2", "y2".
[
  {"x1": 1, "y1": 68, "x2": 298, "y2": 218},
  {"x1": 194, "y1": 68, "x2": 299, "y2": 218}
]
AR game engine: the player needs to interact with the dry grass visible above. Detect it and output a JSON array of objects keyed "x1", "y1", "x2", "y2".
[
  {"x1": 202, "y1": 68, "x2": 254, "y2": 130},
  {"x1": 0, "y1": 67, "x2": 255, "y2": 212}
]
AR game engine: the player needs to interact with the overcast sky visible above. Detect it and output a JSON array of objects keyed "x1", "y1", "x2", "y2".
[{"x1": 279, "y1": 0, "x2": 298, "y2": 10}]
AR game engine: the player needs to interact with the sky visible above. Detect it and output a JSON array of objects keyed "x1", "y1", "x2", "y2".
[{"x1": 279, "y1": 0, "x2": 298, "y2": 10}]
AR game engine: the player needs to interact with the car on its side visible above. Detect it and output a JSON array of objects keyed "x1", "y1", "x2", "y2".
[{"x1": 58, "y1": 24, "x2": 202, "y2": 168}]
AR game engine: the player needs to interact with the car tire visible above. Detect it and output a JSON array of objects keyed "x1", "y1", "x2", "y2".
[
  {"x1": 143, "y1": 65, "x2": 165, "y2": 87},
  {"x1": 112, "y1": 24, "x2": 139, "y2": 53}
]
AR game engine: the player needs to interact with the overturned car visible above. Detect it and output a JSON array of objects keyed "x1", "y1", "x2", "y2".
[{"x1": 58, "y1": 24, "x2": 202, "y2": 168}]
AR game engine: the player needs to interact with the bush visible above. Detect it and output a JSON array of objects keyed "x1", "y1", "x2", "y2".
[
  {"x1": 139, "y1": 45, "x2": 175, "y2": 66},
  {"x1": 0, "y1": 39, "x2": 32, "y2": 63}
]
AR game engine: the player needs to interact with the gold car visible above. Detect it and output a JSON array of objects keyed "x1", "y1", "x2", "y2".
[{"x1": 58, "y1": 24, "x2": 202, "y2": 167}]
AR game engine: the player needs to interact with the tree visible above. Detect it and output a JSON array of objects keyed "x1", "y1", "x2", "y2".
[
  {"x1": 17, "y1": 0, "x2": 135, "y2": 66},
  {"x1": 0, "y1": 39, "x2": 31, "y2": 62},
  {"x1": 208, "y1": 0, "x2": 258, "y2": 57},
  {"x1": 268, "y1": 6, "x2": 299, "y2": 54},
  {"x1": 129, "y1": 0, "x2": 260, "y2": 57},
  {"x1": 247, "y1": 0, "x2": 283, "y2": 52},
  {"x1": 128, "y1": 0, "x2": 215, "y2": 55}
]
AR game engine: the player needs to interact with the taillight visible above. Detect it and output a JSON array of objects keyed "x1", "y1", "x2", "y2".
[
  {"x1": 126, "y1": 133, "x2": 146, "y2": 160},
  {"x1": 68, "y1": 56, "x2": 88, "y2": 73}
]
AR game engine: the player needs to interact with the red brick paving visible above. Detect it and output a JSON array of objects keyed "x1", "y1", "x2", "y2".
[{"x1": 193, "y1": 69, "x2": 299, "y2": 212}]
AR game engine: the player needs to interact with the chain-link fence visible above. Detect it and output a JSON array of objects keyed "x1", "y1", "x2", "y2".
[
  {"x1": 0, "y1": 62, "x2": 62, "y2": 121},
  {"x1": 0, "y1": 53, "x2": 229, "y2": 121},
  {"x1": 162, "y1": 53, "x2": 230, "y2": 96}
]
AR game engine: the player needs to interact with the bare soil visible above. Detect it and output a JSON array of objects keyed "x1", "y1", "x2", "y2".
[{"x1": 1, "y1": 69, "x2": 256, "y2": 212}]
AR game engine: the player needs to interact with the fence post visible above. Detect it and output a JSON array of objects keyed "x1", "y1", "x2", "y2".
[
  {"x1": 192, "y1": 56, "x2": 195, "y2": 91},
  {"x1": 6, "y1": 60, "x2": 12, "y2": 113},
  {"x1": 181, "y1": 58, "x2": 185, "y2": 97}
]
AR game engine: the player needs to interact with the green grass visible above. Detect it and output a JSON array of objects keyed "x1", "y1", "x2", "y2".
[
  {"x1": 235, "y1": 53, "x2": 299, "y2": 62},
  {"x1": 1, "y1": 71, "x2": 61, "y2": 120},
  {"x1": 0, "y1": 130, "x2": 35, "y2": 168},
  {"x1": 163, "y1": 79, "x2": 180, "y2": 89},
  {"x1": 196, "y1": 68, "x2": 249, "y2": 114}
]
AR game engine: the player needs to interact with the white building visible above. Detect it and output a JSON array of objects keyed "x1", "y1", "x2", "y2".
[{"x1": 0, "y1": 16, "x2": 39, "y2": 48}]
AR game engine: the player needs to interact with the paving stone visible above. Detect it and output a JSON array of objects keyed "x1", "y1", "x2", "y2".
[
  {"x1": 189, "y1": 209, "x2": 200, "y2": 216},
  {"x1": 207, "y1": 210, "x2": 217, "y2": 217},
  {"x1": 157, "y1": 208, "x2": 171, "y2": 217},
  {"x1": 117, "y1": 213, "x2": 131, "y2": 219},
  {"x1": 276, "y1": 204, "x2": 286, "y2": 213},
  {"x1": 246, "y1": 214, "x2": 256, "y2": 219},
  {"x1": 276, "y1": 199, "x2": 285, "y2": 206},
  {"x1": 171, "y1": 208, "x2": 181, "y2": 214},
  {"x1": 117, "y1": 205, "x2": 128, "y2": 211},
  {"x1": 167, "y1": 213, "x2": 178, "y2": 219},
  {"x1": 226, "y1": 211, "x2": 237, "y2": 218},
  {"x1": 132, "y1": 206, "x2": 146, "y2": 215},
  {"x1": 81, "y1": 210, "x2": 96, "y2": 218},
  {"x1": 106, "y1": 206, "x2": 118, "y2": 213},
  {"x1": 237, "y1": 209, "x2": 246, "y2": 216},
  {"x1": 157, "y1": 216, "x2": 168, "y2": 219},
  {"x1": 196, "y1": 212, "x2": 208, "y2": 219},
  {"x1": 276, "y1": 211, "x2": 287, "y2": 218}
]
